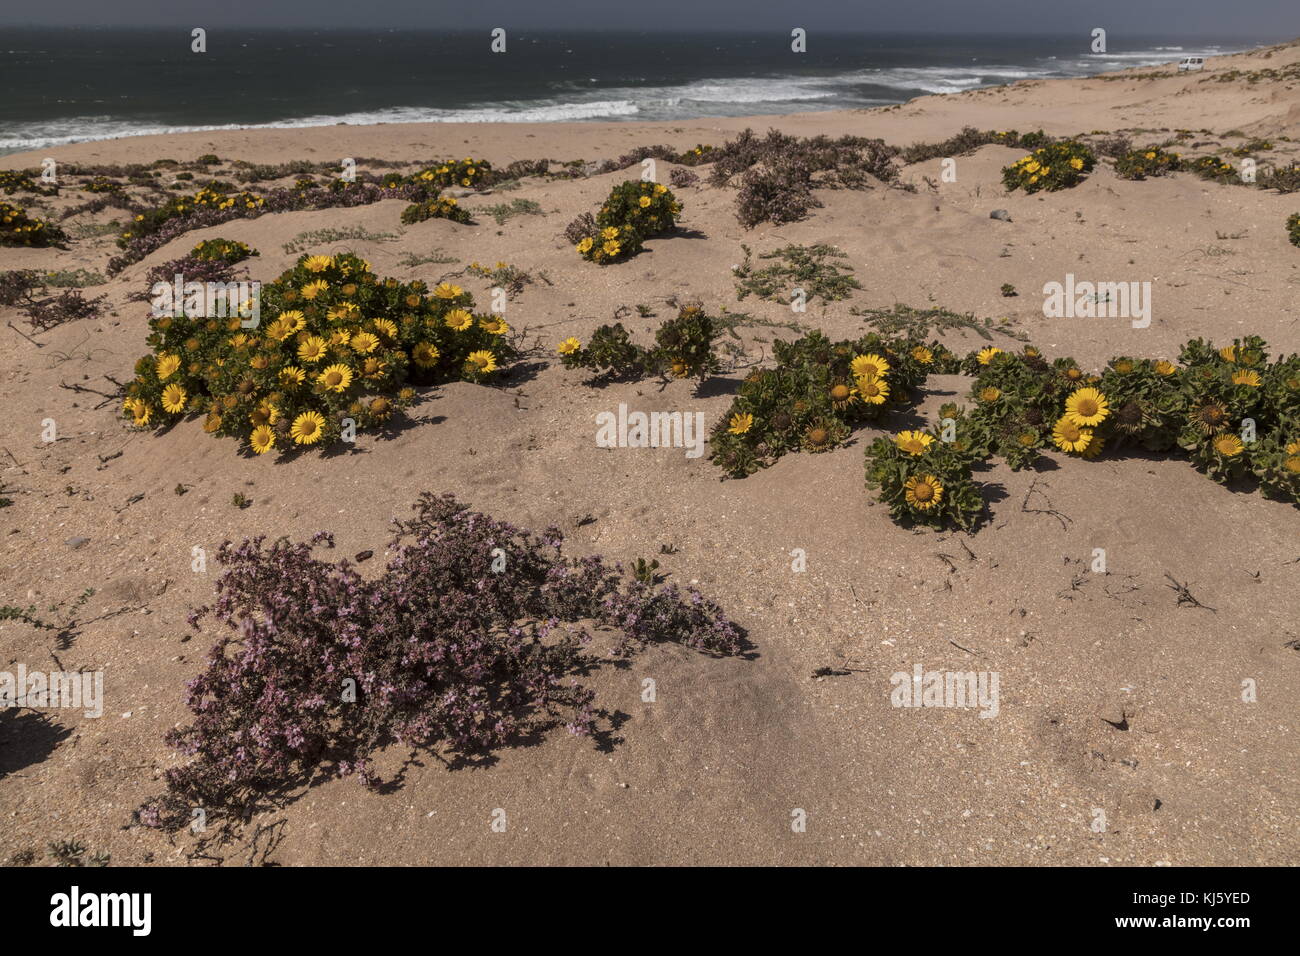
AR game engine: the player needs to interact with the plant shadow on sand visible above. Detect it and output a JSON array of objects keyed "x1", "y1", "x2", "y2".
[{"x1": 0, "y1": 710, "x2": 72, "y2": 779}]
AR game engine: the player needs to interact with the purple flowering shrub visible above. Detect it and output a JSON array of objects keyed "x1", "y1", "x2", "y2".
[
  {"x1": 138, "y1": 493, "x2": 743, "y2": 830},
  {"x1": 107, "y1": 181, "x2": 435, "y2": 276},
  {"x1": 124, "y1": 254, "x2": 244, "y2": 302}
]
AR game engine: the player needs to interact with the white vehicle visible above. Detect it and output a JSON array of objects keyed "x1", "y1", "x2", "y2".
[{"x1": 1177, "y1": 56, "x2": 1206, "y2": 72}]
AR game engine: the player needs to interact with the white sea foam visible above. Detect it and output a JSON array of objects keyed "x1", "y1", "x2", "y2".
[{"x1": 0, "y1": 43, "x2": 1248, "y2": 153}]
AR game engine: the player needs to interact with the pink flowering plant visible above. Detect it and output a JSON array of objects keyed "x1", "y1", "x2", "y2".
[{"x1": 136, "y1": 493, "x2": 744, "y2": 831}]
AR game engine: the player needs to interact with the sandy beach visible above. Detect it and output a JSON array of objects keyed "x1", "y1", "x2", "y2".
[{"x1": 1, "y1": 38, "x2": 1298, "y2": 866}]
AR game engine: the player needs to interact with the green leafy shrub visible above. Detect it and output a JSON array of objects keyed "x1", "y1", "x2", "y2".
[
  {"x1": 733, "y1": 244, "x2": 862, "y2": 303},
  {"x1": 708, "y1": 330, "x2": 938, "y2": 477},
  {"x1": 1250, "y1": 430, "x2": 1300, "y2": 501},
  {"x1": 853, "y1": 334, "x2": 1300, "y2": 529},
  {"x1": 1002, "y1": 141, "x2": 1096, "y2": 193},
  {"x1": 479, "y1": 198, "x2": 542, "y2": 225},
  {"x1": 408, "y1": 157, "x2": 493, "y2": 190},
  {"x1": 0, "y1": 169, "x2": 58, "y2": 196},
  {"x1": 652, "y1": 305, "x2": 722, "y2": 380},
  {"x1": 400, "y1": 195, "x2": 472, "y2": 225},
  {"x1": 850, "y1": 302, "x2": 1018, "y2": 351},
  {"x1": 1259, "y1": 162, "x2": 1300, "y2": 193},
  {"x1": 120, "y1": 253, "x2": 514, "y2": 456},
  {"x1": 556, "y1": 304, "x2": 720, "y2": 382},
  {"x1": 192, "y1": 238, "x2": 257, "y2": 264},
  {"x1": 1189, "y1": 155, "x2": 1239, "y2": 184},
  {"x1": 1229, "y1": 138, "x2": 1273, "y2": 156},
  {"x1": 864, "y1": 428, "x2": 986, "y2": 531},
  {"x1": 1287, "y1": 212, "x2": 1300, "y2": 247},
  {"x1": 0, "y1": 200, "x2": 65, "y2": 247},
  {"x1": 1113, "y1": 146, "x2": 1182, "y2": 180},
  {"x1": 572, "y1": 180, "x2": 681, "y2": 264}
]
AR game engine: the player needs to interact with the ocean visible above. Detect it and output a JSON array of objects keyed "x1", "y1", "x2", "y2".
[{"x1": 0, "y1": 28, "x2": 1275, "y2": 155}]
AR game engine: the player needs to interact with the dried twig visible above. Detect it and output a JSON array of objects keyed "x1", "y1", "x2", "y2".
[
  {"x1": 1163, "y1": 573, "x2": 1216, "y2": 612},
  {"x1": 1021, "y1": 476, "x2": 1071, "y2": 530}
]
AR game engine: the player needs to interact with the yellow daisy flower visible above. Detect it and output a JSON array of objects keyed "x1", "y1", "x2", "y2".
[
  {"x1": 445, "y1": 309, "x2": 474, "y2": 332},
  {"x1": 976, "y1": 346, "x2": 1002, "y2": 365},
  {"x1": 1213, "y1": 434, "x2": 1244, "y2": 457},
  {"x1": 1231, "y1": 369, "x2": 1261, "y2": 387},
  {"x1": 155, "y1": 353, "x2": 181, "y2": 380},
  {"x1": 557, "y1": 337, "x2": 581, "y2": 355},
  {"x1": 250, "y1": 425, "x2": 276, "y2": 455},
  {"x1": 433, "y1": 282, "x2": 463, "y2": 299},
  {"x1": 351, "y1": 332, "x2": 380, "y2": 354},
  {"x1": 851, "y1": 353, "x2": 890, "y2": 379},
  {"x1": 297, "y1": 336, "x2": 328, "y2": 363},
  {"x1": 904, "y1": 474, "x2": 943, "y2": 511},
  {"x1": 1064, "y1": 387, "x2": 1109, "y2": 427},
  {"x1": 301, "y1": 280, "x2": 329, "y2": 300},
  {"x1": 266, "y1": 318, "x2": 294, "y2": 342},
  {"x1": 291, "y1": 410, "x2": 327, "y2": 445},
  {"x1": 465, "y1": 350, "x2": 497, "y2": 375},
  {"x1": 248, "y1": 402, "x2": 279, "y2": 427},
  {"x1": 302, "y1": 255, "x2": 334, "y2": 273},
  {"x1": 412, "y1": 342, "x2": 440, "y2": 368},
  {"x1": 895, "y1": 430, "x2": 935, "y2": 456},
  {"x1": 318, "y1": 363, "x2": 353, "y2": 393},
  {"x1": 1052, "y1": 415, "x2": 1092, "y2": 453},
  {"x1": 479, "y1": 316, "x2": 509, "y2": 336},
  {"x1": 160, "y1": 383, "x2": 187, "y2": 414},
  {"x1": 857, "y1": 376, "x2": 890, "y2": 405},
  {"x1": 728, "y1": 412, "x2": 754, "y2": 435}
]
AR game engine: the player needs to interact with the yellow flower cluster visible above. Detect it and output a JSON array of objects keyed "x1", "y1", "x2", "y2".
[{"x1": 121, "y1": 252, "x2": 511, "y2": 456}]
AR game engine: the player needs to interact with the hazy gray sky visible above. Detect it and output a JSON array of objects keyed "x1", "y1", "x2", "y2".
[{"x1": 2, "y1": 0, "x2": 1298, "y2": 35}]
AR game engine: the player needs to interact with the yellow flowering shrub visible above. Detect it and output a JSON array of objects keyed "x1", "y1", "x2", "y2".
[
  {"x1": 573, "y1": 180, "x2": 681, "y2": 264},
  {"x1": 408, "y1": 157, "x2": 492, "y2": 190},
  {"x1": 1113, "y1": 146, "x2": 1181, "y2": 180},
  {"x1": 117, "y1": 186, "x2": 263, "y2": 248},
  {"x1": 1001, "y1": 141, "x2": 1096, "y2": 193},
  {"x1": 0, "y1": 200, "x2": 64, "y2": 247},
  {"x1": 400, "y1": 195, "x2": 472, "y2": 225},
  {"x1": 121, "y1": 253, "x2": 514, "y2": 456}
]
